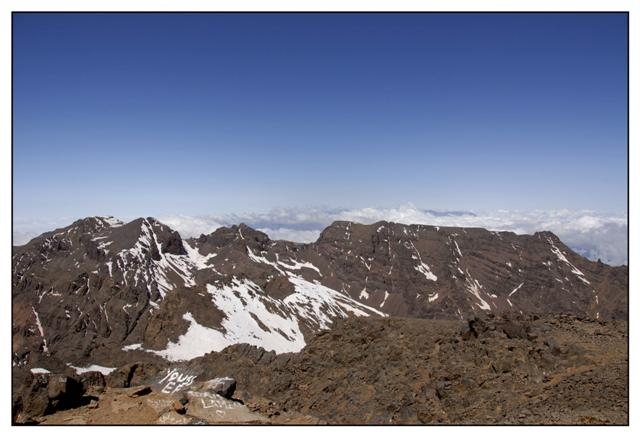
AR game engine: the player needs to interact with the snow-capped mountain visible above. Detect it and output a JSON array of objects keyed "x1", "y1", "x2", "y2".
[{"x1": 12, "y1": 216, "x2": 627, "y2": 368}]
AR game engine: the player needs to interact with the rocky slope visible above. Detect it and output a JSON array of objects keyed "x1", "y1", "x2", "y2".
[
  {"x1": 242, "y1": 314, "x2": 628, "y2": 424},
  {"x1": 12, "y1": 216, "x2": 627, "y2": 372},
  {"x1": 14, "y1": 314, "x2": 628, "y2": 425},
  {"x1": 199, "y1": 314, "x2": 628, "y2": 424}
]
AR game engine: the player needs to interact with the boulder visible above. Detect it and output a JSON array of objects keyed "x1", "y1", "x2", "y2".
[
  {"x1": 500, "y1": 321, "x2": 529, "y2": 339},
  {"x1": 197, "y1": 377, "x2": 237, "y2": 399},
  {"x1": 173, "y1": 400, "x2": 186, "y2": 414},
  {"x1": 78, "y1": 371, "x2": 106, "y2": 396},
  {"x1": 151, "y1": 366, "x2": 199, "y2": 395},
  {"x1": 106, "y1": 364, "x2": 136, "y2": 388},
  {"x1": 185, "y1": 391, "x2": 266, "y2": 424},
  {"x1": 435, "y1": 380, "x2": 451, "y2": 399},
  {"x1": 46, "y1": 374, "x2": 84, "y2": 411},
  {"x1": 156, "y1": 410, "x2": 193, "y2": 424},
  {"x1": 107, "y1": 362, "x2": 163, "y2": 388},
  {"x1": 14, "y1": 373, "x2": 85, "y2": 423},
  {"x1": 15, "y1": 374, "x2": 49, "y2": 422}
]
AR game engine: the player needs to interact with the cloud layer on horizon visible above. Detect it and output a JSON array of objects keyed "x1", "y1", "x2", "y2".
[
  {"x1": 159, "y1": 205, "x2": 627, "y2": 266},
  {"x1": 13, "y1": 205, "x2": 628, "y2": 266}
]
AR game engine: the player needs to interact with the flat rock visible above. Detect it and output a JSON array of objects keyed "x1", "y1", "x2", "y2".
[
  {"x1": 196, "y1": 377, "x2": 236, "y2": 399},
  {"x1": 157, "y1": 411, "x2": 193, "y2": 424},
  {"x1": 185, "y1": 391, "x2": 267, "y2": 424}
]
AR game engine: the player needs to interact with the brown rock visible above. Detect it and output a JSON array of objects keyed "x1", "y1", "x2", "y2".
[
  {"x1": 185, "y1": 391, "x2": 267, "y2": 424},
  {"x1": 172, "y1": 401, "x2": 186, "y2": 414}
]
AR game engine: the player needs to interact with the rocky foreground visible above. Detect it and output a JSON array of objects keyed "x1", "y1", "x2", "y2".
[{"x1": 13, "y1": 313, "x2": 628, "y2": 425}]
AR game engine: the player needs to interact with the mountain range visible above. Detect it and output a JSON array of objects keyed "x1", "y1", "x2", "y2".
[{"x1": 12, "y1": 216, "x2": 628, "y2": 370}]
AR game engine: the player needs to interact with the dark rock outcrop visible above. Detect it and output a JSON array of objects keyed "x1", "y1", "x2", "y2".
[{"x1": 13, "y1": 373, "x2": 86, "y2": 423}]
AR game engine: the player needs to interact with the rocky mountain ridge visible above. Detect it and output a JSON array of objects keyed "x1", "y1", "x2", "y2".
[{"x1": 12, "y1": 216, "x2": 628, "y2": 371}]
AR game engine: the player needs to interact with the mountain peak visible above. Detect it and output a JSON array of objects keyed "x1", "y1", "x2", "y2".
[{"x1": 71, "y1": 216, "x2": 124, "y2": 229}]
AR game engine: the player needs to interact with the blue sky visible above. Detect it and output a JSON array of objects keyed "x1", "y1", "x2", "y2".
[{"x1": 13, "y1": 13, "x2": 627, "y2": 240}]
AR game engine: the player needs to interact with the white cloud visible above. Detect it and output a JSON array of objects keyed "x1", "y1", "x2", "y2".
[
  {"x1": 256, "y1": 228, "x2": 321, "y2": 243},
  {"x1": 12, "y1": 216, "x2": 79, "y2": 246},
  {"x1": 158, "y1": 214, "x2": 225, "y2": 239},
  {"x1": 13, "y1": 205, "x2": 627, "y2": 266},
  {"x1": 12, "y1": 230, "x2": 40, "y2": 247}
]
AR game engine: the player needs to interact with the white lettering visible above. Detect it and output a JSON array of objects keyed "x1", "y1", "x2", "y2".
[{"x1": 161, "y1": 381, "x2": 176, "y2": 393}]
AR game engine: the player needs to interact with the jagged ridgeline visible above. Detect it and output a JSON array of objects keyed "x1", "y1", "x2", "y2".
[{"x1": 12, "y1": 216, "x2": 627, "y2": 368}]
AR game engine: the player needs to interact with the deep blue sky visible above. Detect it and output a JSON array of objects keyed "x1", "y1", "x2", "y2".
[{"x1": 13, "y1": 13, "x2": 628, "y2": 221}]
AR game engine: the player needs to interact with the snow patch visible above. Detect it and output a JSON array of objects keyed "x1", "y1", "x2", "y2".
[
  {"x1": 415, "y1": 262, "x2": 438, "y2": 281},
  {"x1": 454, "y1": 240, "x2": 463, "y2": 258},
  {"x1": 100, "y1": 216, "x2": 124, "y2": 227},
  {"x1": 359, "y1": 256, "x2": 372, "y2": 271},
  {"x1": 410, "y1": 241, "x2": 437, "y2": 281},
  {"x1": 247, "y1": 247, "x2": 321, "y2": 276},
  {"x1": 148, "y1": 276, "x2": 307, "y2": 360},
  {"x1": 182, "y1": 240, "x2": 218, "y2": 270},
  {"x1": 140, "y1": 273, "x2": 390, "y2": 360},
  {"x1": 286, "y1": 275, "x2": 387, "y2": 329},
  {"x1": 246, "y1": 247, "x2": 285, "y2": 274},
  {"x1": 147, "y1": 313, "x2": 238, "y2": 361},
  {"x1": 509, "y1": 282, "x2": 525, "y2": 297},
  {"x1": 278, "y1": 258, "x2": 322, "y2": 275},
  {"x1": 547, "y1": 238, "x2": 591, "y2": 285},
  {"x1": 380, "y1": 291, "x2": 390, "y2": 308},
  {"x1": 69, "y1": 364, "x2": 116, "y2": 375},
  {"x1": 208, "y1": 279, "x2": 305, "y2": 353},
  {"x1": 31, "y1": 307, "x2": 49, "y2": 353},
  {"x1": 464, "y1": 274, "x2": 491, "y2": 311},
  {"x1": 97, "y1": 240, "x2": 113, "y2": 250},
  {"x1": 359, "y1": 288, "x2": 370, "y2": 300}
]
